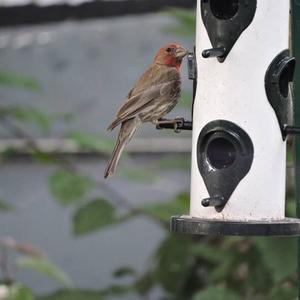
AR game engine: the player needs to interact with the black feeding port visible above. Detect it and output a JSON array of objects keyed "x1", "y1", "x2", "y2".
[
  {"x1": 201, "y1": 0, "x2": 257, "y2": 62},
  {"x1": 210, "y1": 0, "x2": 239, "y2": 20},
  {"x1": 197, "y1": 120, "x2": 254, "y2": 212},
  {"x1": 265, "y1": 49, "x2": 296, "y2": 139},
  {"x1": 206, "y1": 137, "x2": 237, "y2": 169},
  {"x1": 279, "y1": 62, "x2": 294, "y2": 98}
]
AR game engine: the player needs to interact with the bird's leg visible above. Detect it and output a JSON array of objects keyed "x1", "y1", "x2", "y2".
[{"x1": 155, "y1": 117, "x2": 185, "y2": 133}]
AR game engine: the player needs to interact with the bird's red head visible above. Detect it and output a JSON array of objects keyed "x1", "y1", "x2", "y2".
[{"x1": 153, "y1": 44, "x2": 188, "y2": 70}]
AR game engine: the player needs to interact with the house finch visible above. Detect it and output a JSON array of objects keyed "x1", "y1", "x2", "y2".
[{"x1": 104, "y1": 44, "x2": 188, "y2": 178}]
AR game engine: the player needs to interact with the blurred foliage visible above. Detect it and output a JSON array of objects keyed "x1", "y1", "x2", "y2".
[
  {"x1": 43, "y1": 177, "x2": 299, "y2": 300},
  {"x1": 72, "y1": 198, "x2": 117, "y2": 235},
  {"x1": 0, "y1": 72, "x2": 73, "y2": 294},
  {"x1": 113, "y1": 266, "x2": 136, "y2": 278},
  {"x1": 192, "y1": 287, "x2": 240, "y2": 300},
  {"x1": 38, "y1": 290, "x2": 104, "y2": 300},
  {"x1": 0, "y1": 237, "x2": 72, "y2": 295},
  {"x1": 16, "y1": 257, "x2": 73, "y2": 288},
  {"x1": 255, "y1": 237, "x2": 297, "y2": 283},
  {"x1": 37, "y1": 285, "x2": 134, "y2": 300},
  {"x1": 142, "y1": 192, "x2": 189, "y2": 222},
  {"x1": 50, "y1": 170, "x2": 94, "y2": 206},
  {"x1": 8, "y1": 106, "x2": 51, "y2": 133},
  {"x1": 0, "y1": 71, "x2": 41, "y2": 91},
  {"x1": 0, "y1": 200, "x2": 13, "y2": 211},
  {"x1": 68, "y1": 132, "x2": 115, "y2": 155},
  {"x1": 1, "y1": 284, "x2": 34, "y2": 300}
]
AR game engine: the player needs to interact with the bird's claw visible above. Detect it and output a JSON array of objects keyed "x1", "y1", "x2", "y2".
[
  {"x1": 174, "y1": 117, "x2": 185, "y2": 133},
  {"x1": 155, "y1": 117, "x2": 185, "y2": 133},
  {"x1": 155, "y1": 122, "x2": 163, "y2": 130}
]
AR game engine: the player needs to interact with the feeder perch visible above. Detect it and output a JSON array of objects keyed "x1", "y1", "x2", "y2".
[{"x1": 160, "y1": 0, "x2": 300, "y2": 236}]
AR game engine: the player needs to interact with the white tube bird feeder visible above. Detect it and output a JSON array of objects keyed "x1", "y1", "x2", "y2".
[{"x1": 169, "y1": 0, "x2": 300, "y2": 235}]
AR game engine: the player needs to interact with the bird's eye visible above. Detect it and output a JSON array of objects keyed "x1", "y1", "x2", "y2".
[{"x1": 166, "y1": 47, "x2": 172, "y2": 53}]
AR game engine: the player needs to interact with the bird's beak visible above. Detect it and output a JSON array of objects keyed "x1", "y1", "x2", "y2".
[{"x1": 175, "y1": 47, "x2": 188, "y2": 58}]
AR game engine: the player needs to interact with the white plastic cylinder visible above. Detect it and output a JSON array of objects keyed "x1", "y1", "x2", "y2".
[{"x1": 190, "y1": 0, "x2": 290, "y2": 221}]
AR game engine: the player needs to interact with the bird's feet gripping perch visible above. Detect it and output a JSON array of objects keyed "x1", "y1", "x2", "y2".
[{"x1": 155, "y1": 117, "x2": 192, "y2": 133}]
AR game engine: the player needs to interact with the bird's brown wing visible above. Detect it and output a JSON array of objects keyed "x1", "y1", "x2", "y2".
[
  {"x1": 107, "y1": 80, "x2": 177, "y2": 130},
  {"x1": 119, "y1": 80, "x2": 178, "y2": 117}
]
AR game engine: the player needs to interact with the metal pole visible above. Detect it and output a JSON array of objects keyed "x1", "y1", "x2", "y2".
[{"x1": 291, "y1": 0, "x2": 300, "y2": 298}]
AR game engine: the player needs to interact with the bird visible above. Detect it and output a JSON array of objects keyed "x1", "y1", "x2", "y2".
[{"x1": 104, "y1": 44, "x2": 188, "y2": 178}]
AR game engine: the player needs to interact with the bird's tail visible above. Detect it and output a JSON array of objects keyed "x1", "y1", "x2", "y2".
[
  {"x1": 104, "y1": 138, "x2": 125, "y2": 178},
  {"x1": 104, "y1": 117, "x2": 141, "y2": 178}
]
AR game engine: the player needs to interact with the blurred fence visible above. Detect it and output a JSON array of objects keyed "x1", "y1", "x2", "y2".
[{"x1": 0, "y1": 0, "x2": 195, "y2": 27}]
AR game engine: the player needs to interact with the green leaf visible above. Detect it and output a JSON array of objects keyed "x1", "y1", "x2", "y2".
[
  {"x1": 0, "y1": 71, "x2": 41, "y2": 91},
  {"x1": 31, "y1": 152, "x2": 57, "y2": 164},
  {"x1": 38, "y1": 286, "x2": 134, "y2": 300},
  {"x1": 37, "y1": 290, "x2": 103, "y2": 300},
  {"x1": 154, "y1": 234, "x2": 194, "y2": 293},
  {"x1": 192, "y1": 286, "x2": 240, "y2": 300},
  {"x1": 10, "y1": 107, "x2": 51, "y2": 132},
  {"x1": 143, "y1": 192, "x2": 189, "y2": 222},
  {"x1": 0, "y1": 148, "x2": 18, "y2": 160},
  {"x1": 255, "y1": 237, "x2": 297, "y2": 283},
  {"x1": 16, "y1": 257, "x2": 73, "y2": 287},
  {"x1": 0, "y1": 200, "x2": 13, "y2": 211},
  {"x1": 99, "y1": 285, "x2": 134, "y2": 298},
  {"x1": 113, "y1": 266, "x2": 136, "y2": 278},
  {"x1": 134, "y1": 271, "x2": 155, "y2": 296},
  {"x1": 6, "y1": 284, "x2": 34, "y2": 300},
  {"x1": 191, "y1": 244, "x2": 232, "y2": 264},
  {"x1": 192, "y1": 239, "x2": 238, "y2": 284},
  {"x1": 68, "y1": 132, "x2": 115, "y2": 155},
  {"x1": 72, "y1": 198, "x2": 117, "y2": 235},
  {"x1": 266, "y1": 284, "x2": 297, "y2": 300},
  {"x1": 178, "y1": 90, "x2": 193, "y2": 108},
  {"x1": 50, "y1": 170, "x2": 93, "y2": 205}
]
